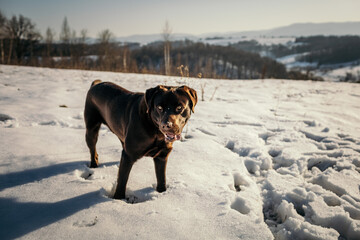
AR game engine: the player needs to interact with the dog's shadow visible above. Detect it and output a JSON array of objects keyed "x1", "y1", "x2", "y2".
[
  {"x1": 0, "y1": 191, "x2": 107, "y2": 239},
  {"x1": 0, "y1": 160, "x2": 118, "y2": 191}
]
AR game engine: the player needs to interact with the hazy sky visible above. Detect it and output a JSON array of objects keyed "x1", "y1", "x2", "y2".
[{"x1": 1, "y1": 0, "x2": 360, "y2": 38}]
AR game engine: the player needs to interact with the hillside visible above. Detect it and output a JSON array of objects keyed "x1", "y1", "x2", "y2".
[
  {"x1": 113, "y1": 22, "x2": 360, "y2": 45},
  {"x1": 1, "y1": 65, "x2": 360, "y2": 239},
  {"x1": 263, "y1": 22, "x2": 360, "y2": 37}
]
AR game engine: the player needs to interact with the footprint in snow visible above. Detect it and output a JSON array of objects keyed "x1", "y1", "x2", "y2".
[
  {"x1": 258, "y1": 132, "x2": 274, "y2": 144},
  {"x1": 0, "y1": 113, "x2": 13, "y2": 122},
  {"x1": 73, "y1": 216, "x2": 98, "y2": 227},
  {"x1": 268, "y1": 149, "x2": 282, "y2": 158},
  {"x1": 74, "y1": 168, "x2": 94, "y2": 180},
  {"x1": 231, "y1": 197, "x2": 251, "y2": 215},
  {"x1": 231, "y1": 172, "x2": 250, "y2": 192},
  {"x1": 304, "y1": 120, "x2": 317, "y2": 127}
]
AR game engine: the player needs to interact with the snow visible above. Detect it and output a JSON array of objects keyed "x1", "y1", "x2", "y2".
[
  {"x1": 200, "y1": 36, "x2": 295, "y2": 47},
  {"x1": 277, "y1": 54, "x2": 360, "y2": 82},
  {"x1": 1, "y1": 65, "x2": 360, "y2": 239},
  {"x1": 277, "y1": 53, "x2": 317, "y2": 70},
  {"x1": 316, "y1": 64, "x2": 360, "y2": 82}
]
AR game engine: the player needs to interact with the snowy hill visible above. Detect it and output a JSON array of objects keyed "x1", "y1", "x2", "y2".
[
  {"x1": 1, "y1": 65, "x2": 360, "y2": 239},
  {"x1": 261, "y1": 22, "x2": 360, "y2": 37},
  {"x1": 114, "y1": 33, "x2": 198, "y2": 46},
  {"x1": 112, "y1": 22, "x2": 360, "y2": 45}
]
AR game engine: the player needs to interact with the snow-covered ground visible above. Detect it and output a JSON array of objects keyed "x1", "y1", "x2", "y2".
[
  {"x1": 277, "y1": 53, "x2": 317, "y2": 70},
  {"x1": 1, "y1": 65, "x2": 360, "y2": 239},
  {"x1": 277, "y1": 54, "x2": 360, "y2": 82},
  {"x1": 317, "y1": 64, "x2": 360, "y2": 82},
  {"x1": 200, "y1": 36, "x2": 295, "y2": 47}
]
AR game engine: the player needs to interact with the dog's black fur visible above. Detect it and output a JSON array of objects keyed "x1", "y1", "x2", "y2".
[{"x1": 84, "y1": 80, "x2": 197, "y2": 199}]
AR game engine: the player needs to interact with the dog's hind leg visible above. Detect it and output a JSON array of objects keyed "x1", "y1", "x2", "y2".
[
  {"x1": 86, "y1": 123, "x2": 101, "y2": 168},
  {"x1": 84, "y1": 105, "x2": 102, "y2": 168}
]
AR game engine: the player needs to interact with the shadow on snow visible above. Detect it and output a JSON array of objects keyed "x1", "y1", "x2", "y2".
[
  {"x1": 0, "y1": 191, "x2": 108, "y2": 239},
  {"x1": 0, "y1": 160, "x2": 119, "y2": 239},
  {"x1": 0, "y1": 160, "x2": 118, "y2": 191}
]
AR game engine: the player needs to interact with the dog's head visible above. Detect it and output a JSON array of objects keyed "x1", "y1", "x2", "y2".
[{"x1": 145, "y1": 85, "x2": 197, "y2": 142}]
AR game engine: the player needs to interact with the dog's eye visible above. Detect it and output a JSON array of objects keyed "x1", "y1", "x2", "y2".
[
  {"x1": 157, "y1": 106, "x2": 163, "y2": 112},
  {"x1": 176, "y1": 106, "x2": 183, "y2": 112}
]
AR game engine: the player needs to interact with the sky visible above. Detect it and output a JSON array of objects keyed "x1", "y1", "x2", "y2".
[{"x1": 1, "y1": 0, "x2": 360, "y2": 38}]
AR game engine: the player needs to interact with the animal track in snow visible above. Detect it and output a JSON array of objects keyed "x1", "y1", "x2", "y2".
[
  {"x1": 75, "y1": 168, "x2": 94, "y2": 180},
  {"x1": 307, "y1": 157, "x2": 336, "y2": 172},
  {"x1": 253, "y1": 118, "x2": 360, "y2": 239},
  {"x1": 124, "y1": 187, "x2": 158, "y2": 204},
  {"x1": 303, "y1": 120, "x2": 317, "y2": 127},
  {"x1": 0, "y1": 113, "x2": 18, "y2": 128},
  {"x1": 322, "y1": 195, "x2": 341, "y2": 207},
  {"x1": 73, "y1": 216, "x2": 98, "y2": 227},
  {"x1": 232, "y1": 172, "x2": 250, "y2": 192},
  {"x1": 224, "y1": 140, "x2": 252, "y2": 157},
  {"x1": 301, "y1": 130, "x2": 326, "y2": 142},
  {"x1": 268, "y1": 149, "x2": 282, "y2": 158},
  {"x1": 258, "y1": 132, "x2": 276, "y2": 144},
  {"x1": 0, "y1": 113, "x2": 13, "y2": 122},
  {"x1": 231, "y1": 197, "x2": 251, "y2": 214}
]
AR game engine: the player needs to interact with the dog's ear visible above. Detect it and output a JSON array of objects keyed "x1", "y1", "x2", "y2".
[
  {"x1": 145, "y1": 85, "x2": 161, "y2": 113},
  {"x1": 178, "y1": 86, "x2": 198, "y2": 113}
]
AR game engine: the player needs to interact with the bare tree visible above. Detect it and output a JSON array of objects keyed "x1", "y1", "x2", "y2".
[
  {"x1": 71, "y1": 30, "x2": 77, "y2": 44},
  {"x1": 122, "y1": 44, "x2": 129, "y2": 72},
  {"x1": 98, "y1": 29, "x2": 112, "y2": 44},
  {"x1": 70, "y1": 30, "x2": 78, "y2": 66},
  {"x1": 98, "y1": 29, "x2": 114, "y2": 70},
  {"x1": 4, "y1": 14, "x2": 41, "y2": 63},
  {"x1": 79, "y1": 29, "x2": 88, "y2": 60},
  {"x1": 98, "y1": 29, "x2": 113, "y2": 56},
  {"x1": 0, "y1": 11, "x2": 6, "y2": 64},
  {"x1": 60, "y1": 17, "x2": 71, "y2": 44},
  {"x1": 162, "y1": 20, "x2": 172, "y2": 75},
  {"x1": 45, "y1": 27, "x2": 55, "y2": 57},
  {"x1": 80, "y1": 29, "x2": 88, "y2": 44}
]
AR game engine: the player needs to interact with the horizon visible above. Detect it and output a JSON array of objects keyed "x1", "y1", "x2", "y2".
[
  {"x1": 1, "y1": 0, "x2": 360, "y2": 38},
  {"x1": 118, "y1": 21, "x2": 360, "y2": 38}
]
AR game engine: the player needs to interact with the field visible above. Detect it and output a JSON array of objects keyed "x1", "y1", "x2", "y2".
[{"x1": 1, "y1": 65, "x2": 360, "y2": 239}]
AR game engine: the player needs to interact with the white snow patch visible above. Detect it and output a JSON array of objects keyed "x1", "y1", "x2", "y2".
[{"x1": 1, "y1": 65, "x2": 360, "y2": 239}]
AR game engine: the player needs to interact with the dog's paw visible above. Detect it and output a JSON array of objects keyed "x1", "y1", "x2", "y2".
[{"x1": 125, "y1": 195, "x2": 139, "y2": 204}]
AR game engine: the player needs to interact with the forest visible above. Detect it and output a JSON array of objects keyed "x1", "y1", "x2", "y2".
[
  {"x1": 0, "y1": 13, "x2": 327, "y2": 81},
  {"x1": 294, "y1": 36, "x2": 360, "y2": 65},
  {"x1": 230, "y1": 36, "x2": 360, "y2": 66}
]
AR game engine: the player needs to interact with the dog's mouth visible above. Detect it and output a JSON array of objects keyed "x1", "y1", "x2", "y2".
[{"x1": 163, "y1": 131, "x2": 181, "y2": 142}]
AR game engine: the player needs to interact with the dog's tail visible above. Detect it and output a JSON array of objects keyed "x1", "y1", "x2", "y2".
[{"x1": 91, "y1": 79, "x2": 102, "y2": 88}]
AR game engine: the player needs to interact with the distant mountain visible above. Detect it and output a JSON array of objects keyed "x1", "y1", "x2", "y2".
[
  {"x1": 264, "y1": 22, "x2": 360, "y2": 36},
  {"x1": 114, "y1": 33, "x2": 197, "y2": 45},
  {"x1": 201, "y1": 22, "x2": 360, "y2": 39},
  {"x1": 113, "y1": 22, "x2": 360, "y2": 45}
]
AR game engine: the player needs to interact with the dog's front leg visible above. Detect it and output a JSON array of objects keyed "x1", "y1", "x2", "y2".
[
  {"x1": 153, "y1": 148, "x2": 172, "y2": 193},
  {"x1": 113, "y1": 151, "x2": 135, "y2": 199},
  {"x1": 154, "y1": 158, "x2": 167, "y2": 192}
]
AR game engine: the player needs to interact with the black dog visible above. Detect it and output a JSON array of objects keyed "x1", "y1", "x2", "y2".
[{"x1": 84, "y1": 80, "x2": 197, "y2": 199}]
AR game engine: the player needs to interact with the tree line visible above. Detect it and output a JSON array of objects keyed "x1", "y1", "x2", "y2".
[
  {"x1": 295, "y1": 36, "x2": 360, "y2": 66},
  {"x1": 232, "y1": 36, "x2": 360, "y2": 67},
  {"x1": 0, "y1": 12, "x2": 317, "y2": 80}
]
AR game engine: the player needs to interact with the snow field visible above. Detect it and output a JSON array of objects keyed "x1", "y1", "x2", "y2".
[{"x1": 1, "y1": 65, "x2": 360, "y2": 239}]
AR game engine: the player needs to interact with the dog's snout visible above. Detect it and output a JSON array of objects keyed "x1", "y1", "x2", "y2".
[{"x1": 162, "y1": 121, "x2": 173, "y2": 129}]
